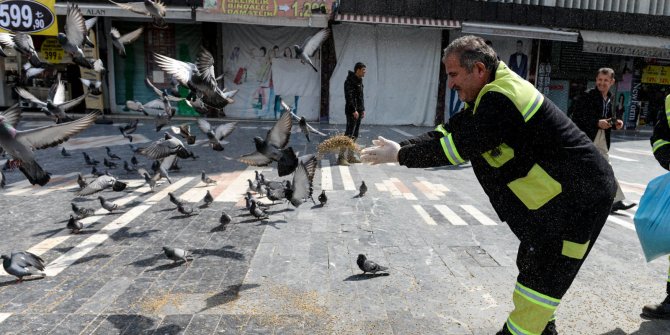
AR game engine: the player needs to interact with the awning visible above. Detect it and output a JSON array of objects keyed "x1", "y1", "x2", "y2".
[
  {"x1": 581, "y1": 30, "x2": 670, "y2": 60},
  {"x1": 461, "y1": 22, "x2": 578, "y2": 42},
  {"x1": 335, "y1": 14, "x2": 460, "y2": 29},
  {"x1": 54, "y1": 3, "x2": 192, "y2": 20}
]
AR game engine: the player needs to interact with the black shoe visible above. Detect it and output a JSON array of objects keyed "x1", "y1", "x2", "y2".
[
  {"x1": 542, "y1": 320, "x2": 558, "y2": 335},
  {"x1": 642, "y1": 295, "x2": 670, "y2": 319},
  {"x1": 611, "y1": 200, "x2": 637, "y2": 212}
]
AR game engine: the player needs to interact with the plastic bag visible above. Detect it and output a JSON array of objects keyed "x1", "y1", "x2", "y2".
[{"x1": 634, "y1": 172, "x2": 670, "y2": 262}]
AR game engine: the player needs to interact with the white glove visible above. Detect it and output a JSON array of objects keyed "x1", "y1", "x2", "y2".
[{"x1": 360, "y1": 136, "x2": 401, "y2": 165}]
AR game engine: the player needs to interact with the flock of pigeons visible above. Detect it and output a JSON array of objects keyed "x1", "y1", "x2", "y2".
[{"x1": 0, "y1": 0, "x2": 387, "y2": 282}]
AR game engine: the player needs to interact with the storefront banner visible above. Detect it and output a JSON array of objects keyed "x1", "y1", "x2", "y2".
[
  {"x1": 627, "y1": 72, "x2": 643, "y2": 130},
  {"x1": 221, "y1": 23, "x2": 320, "y2": 120},
  {"x1": 617, "y1": 73, "x2": 633, "y2": 129},
  {"x1": 0, "y1": 0, "x2": 58, "y2": 36},
  {"x1": 205, "y1": 0, "x2": 336, "y2": 17},
  {"x1": 641, "y1": 65, "x2": 670, "y2": 86}
]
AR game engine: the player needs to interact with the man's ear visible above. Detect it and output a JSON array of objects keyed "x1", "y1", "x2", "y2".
[{"x1": 475, "y1": 62, "x2": 487, "y2": 78}]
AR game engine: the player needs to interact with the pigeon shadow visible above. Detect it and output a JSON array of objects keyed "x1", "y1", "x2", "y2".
[
  {"x1": 210, "y1": 223, "x2": 229, "y2": 232},
  {"x1": 255, "y1": 219, "x2": 287, "y2": 229},
  {"x1": 198, "y1": 204, "x2": 211, "y2": 209},
  {"x1": 72, "y1": 253, "x2": 111, "y2": 266},
  {"x1": 0, "y1": 276, "x2": 45, "y2": 287},
  {"x1": 599, "y1": 321, "x2": 670, "y2": 334},
  {"x1": 105, "y1": 314, "x2": 180, "y2": 334},
  {"x1": 109, "y1": 227, "x2": 160, "y2": 241},
  {"x1": 128, "y1": 253, "x2": 163, "y2": 268},
  {"x1": 147, "y1": 261, "x2": 186, "y2": 272},
  {"x1": 169, "y1": 214, "x2": 198, "y2": 219},
  {"x1": 343, "y1": 273, "x2": 390, "y2": 281},
  {"x1": 198, "y1": 283, "x2": 260, "y2": 312},
  {"x1": 33, "y1": 227, "x2": 64, "y2": 237},
  {"x1": 310, "y1": 204, "x2": 325, "y2": 209},
  {"x1": 157, "y1": 207, "x2": 176, "y2": 213},
  {"x1": 192, "y1": 246, "x2": 244, "y2": 260},
  {"x1": 352, "y1": 194, "x2": 364, "y2": 199}
]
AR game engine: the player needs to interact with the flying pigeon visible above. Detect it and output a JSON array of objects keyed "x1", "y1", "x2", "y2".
[
  {"x1": 57, "y1": 4, "x2": 104, "y2": 72},
  {"x1": 77, "y1": 174, "x2": 127, "y2": 196},
  {"x1": 162, "y1": 246, "x2": 192, "y2": 263},
  {"x1": 67, "y1": 215, "x2": 84, "y2": 234},
  {"x1": 80, "y1": 78, "x2": 103, "y2": 96},
  {"x1": 197, "y1": 119, "x2": 236, "y2": 151},
  {"x1": 110, "y1": 26, "x2": 144, "y2": 58},
  {"x1": 238, "y1": 111, "x2": 296, "y2": 176},
  {"x1": 110, "y1": 0, "x2": 167, "y2": 27},
  {"x1": 357, "y1": 254, "x2": 388, "y2": 275},
  {"x1": 0, "y1": 32, "x2": 46, "y2": 67},
  {"x1": 15, "y1": 84, "x2": 89, "y2": 123},
  {"x1": 294, "y1": 28, "x2": 330, "y2": 72},
  {"x1": 0, "y1": 112, "x2": 99, "y2": 186},
  {"x1": 281, "y1": 100, "x2": 326, "y2": 142},
  {"x1": 171, "y1": 124, "x2": 196, "y2": 145},
  {"x1": 1, "y1": 251, "x2": 46, "y2": 282}
]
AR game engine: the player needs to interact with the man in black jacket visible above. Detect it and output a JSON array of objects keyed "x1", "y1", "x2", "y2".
[
  {"x1": 361, "y1": 35, "x2": 616, "y2": 334},
  {"x1": 570, "y1": 68, "x2": 636, "y2": 213},
  {"x1": 339, "y1": 62, "x2": 366, "y2": 165}
]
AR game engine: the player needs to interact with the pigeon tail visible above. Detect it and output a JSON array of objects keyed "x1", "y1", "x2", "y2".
[{"x1": 19, "y1": 161, "x2": 51, "y2": 186}]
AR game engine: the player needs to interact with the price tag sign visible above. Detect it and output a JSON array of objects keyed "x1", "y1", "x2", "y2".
[
  {"x1": 0, "y1": 0, "x2": 58, "y2": 36},
  {"x1": 39, "y1": 37, "x2": 62, "y2": 63}
]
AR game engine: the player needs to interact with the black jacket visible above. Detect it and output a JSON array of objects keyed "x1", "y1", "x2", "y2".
[
  {"x1": 570, "y1": 88, "x2": 614, "y2": 149},
  {"x1": 397, "y1": 88, "x2": 614, "y2": 239},
  {"x1": 344, "y1": 71, "x2": 364, "y2": 115},
  {"x1": 651, "y1": 108, "x2": 670, "y2": 170}
]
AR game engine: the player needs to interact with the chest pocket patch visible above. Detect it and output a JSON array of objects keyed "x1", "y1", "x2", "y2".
[{"x1": 482, "y1": 143, "x2": 514, "y2": 168}]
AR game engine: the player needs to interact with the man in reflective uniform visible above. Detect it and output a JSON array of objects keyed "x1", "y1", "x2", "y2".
[
  {"x1": 642, "y1": 94, "x2": 670, "y2": 319},
  {"x1": 361, "y1": 35, "x2": 616, "y2": 334}
]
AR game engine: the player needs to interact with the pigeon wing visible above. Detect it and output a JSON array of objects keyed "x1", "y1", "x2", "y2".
[
  {"x1": 145, "y1": 78, "x2": 165, "y2": 98},
  {"x1": 301, "y1": 28, "x2": 330, "y2": 57},
  {"x1": 290, "y1": 162, "x2": 310, "y2": 206},
  {"x1": 1, "y1": 104, "x2": 22, "y2": 127},
  {"x1": 85, "y1": 17, "x2": 98, "y2": 31},
  {"x1": 196, "y1": 118, "x2": 212, "y2": 134},
  {"x1": 13, "y1": 33, "x2": 36, "y2": 54},
  {"x1": 214, "y1": 122, "x2": 237, "y2": 140},
  {"x1": 50, "y1": 81, "x2": 66, "y2": 104},
  {"x1": 55, "y1": 92, "x2": 89, "y2": 111},
  {"x1": 118, "y1": 26, "x2": 144, "y2": 44},
  {"x1": 77, "y1": 175, "x2": 115, "y2": 196},
  {"x1": 65, "y1": 3, "x2": 87, "y2": 47},
  {"x1": 15, "y1": 111, "x2": 99, "y2": 150},
  {"x1": 196, "y1": 47, "x2": 218, "y2": 87},
  {"x1": 153, "y1": 53, "x2": 195, "y2": 86},
  {"x1": 15, "y1": 87, "x2": 46, "y2": 107},
  {"x1": 139, "y1": 139, "x2": 178, "y2": 160},
  {"x1": 0, "y1": 33, "x2": 15, "y2": 48},
  {"x1": 109, "y1": 0, "x2": 150, "y2": 15},
  {"x1": 238, "y1": 151, "x2": 272, "y2": 166},
  {"x1": 266, "y1": 110, "x2": 292, "y2": 149},
  {"x1": 11, "y1": 251, "x2": 45, "y2": 271}
]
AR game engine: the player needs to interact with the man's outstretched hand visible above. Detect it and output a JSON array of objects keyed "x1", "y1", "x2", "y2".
[{"x1": 361, "y1": 136, "x2": 400, "y2": 165}]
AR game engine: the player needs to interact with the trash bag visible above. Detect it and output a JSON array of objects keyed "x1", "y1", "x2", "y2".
[{"x1": 634, "y1": 172, "x2": 670, "y2": 262}]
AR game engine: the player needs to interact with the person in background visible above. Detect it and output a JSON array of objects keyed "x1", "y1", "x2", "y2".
[
  {"x1": 339, "y1": 62, "x2": 366, "y2": 166},
  {"x1": 641, "y1": 94, "x2": 670, "y2": 320},
  {"x1": 361, "y1": 35, "x2": 616, "y2": 334},
  {"x1": 508, "y1": 40, "x2": 528, "y2": 79},
  {"x1": 570, "y1": 68, "x2": 637, "y2": 213}
]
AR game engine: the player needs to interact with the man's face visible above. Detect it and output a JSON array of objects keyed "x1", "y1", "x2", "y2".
[
  {"x1": 516, "y1": 42, "x2": 523, "y2": 53},
  {"x1": 595, "y1": 73, "x2": 615, "y2": 95},
  {"x1": 445, "y1": 54, "x2": 487, "y2": 103},
  {"x1": 356, "y1": 67, "x2": 366, "y2": 78}
]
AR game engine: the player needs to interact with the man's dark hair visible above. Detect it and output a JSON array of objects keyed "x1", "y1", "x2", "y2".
[{"x1": 354, "y1": 62, "x2": 366, "y2": 71}]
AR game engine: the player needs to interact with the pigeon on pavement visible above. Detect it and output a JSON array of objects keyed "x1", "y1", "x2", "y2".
[
  {"x1": 162, "y1": 246, "x2": 193, "y2": 263},
  {"x1": 1, "y1": 251, "x2": 46, "y2": 282},
  {"x1": 77, "y1": 174, "x2": 127, "y2": 196},
  {"x1": 201, "y1": 171, "x2": 216, "y2": 185},
  {"x1": 106, "y1": 146, "x2": 122, "y2": 160},
  {"x1": 98, "y1": 196, "x2": 120, "y2": 212},
  {"x1": 0, "y1": 112, "x2": 99, "y2": 186},
  {"x1": 71, "y1": 202, "x2": 94, "y2": 218},
  {"x1": 177, "y1": 203, "x2": 194, "y2": 216},
  {"x1": 83, "y1": 152, "x2": 100, "y2": 166},
  {"x1": 67, "y1": 215, "x2": 83, "y2": 234},
  {"x1": 15, "y1": 84, "x2": 88, "y2": 123},
  {"x1": 358, "y1": 181, "x2": 367, "y2": 197},
  {"x1": 202, "y1": 190, "x2": 213, "y2": 207},
  {"x1": 357, "y1": 254, "x2": 388, "y2": 275},
  {"x1": 76, "y1": 173, "x2": 87, "y2": 189},
  {"x1": 61, "y1": 147, "x2": 71, "y2": 157},
  {"x1": 318, "y1": 190, "x2": 327, "y2": 206}
]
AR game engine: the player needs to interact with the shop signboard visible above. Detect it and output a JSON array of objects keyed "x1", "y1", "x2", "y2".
[
  {"x1": 641, "y1": 65, "x2": 670, "y2": 86},
  {"x1": 204, "y1": 0, "x2": 336, "y2": 17},
  {"x1": 0, "y1": 0, "x2": 57, "y2": 36}
]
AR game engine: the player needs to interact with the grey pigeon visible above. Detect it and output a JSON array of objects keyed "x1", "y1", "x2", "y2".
[
  {"x1": 201, "y1": 171, "x2": 216, "y2": 185},
  {"x1": 249, "y1": 200, "x2": 269, "y2": 220},
  {"x1": 76, "y1": 173, "x2": 87, "y2": 189},
  {"x1": 106, "y1": 146, "x2": 122, "y2": 160},
  {"x1": 139, "y1": 132, "x2": 190, "y2": 161},
  {"x1": 197, "y1": 119, "x2": 236, "y2": 151},
  {"x1": 111, "y1": 0, "x2": 167, "y2": 27},
  {"x1": 80, "y1": 78, "x2": 102, "y2": 95},
  {"x1": 177, "y1": 203, "x2": 194, "y2": 216},
  {"x1": 202, "y1": 190, "x2": 213, "y2": 207},
  {"x1": 318, "y1": 190, "x2": 327, "y2": 206},
  {"x1": 168, "y1": 192, "x2": 184, "y2": 206},
  {"x1": 357, "y1": 254, "x2": 388, "y2": 275},
  {"x1": 67, "y1": 215, "x2": 83, "y2": 234},
  {"x1": 110, "y1": 26, "x2": 144, "y2": 58},
  {"x1": 0, "y1": 170, "x2": 4, "y2": 188},
  {"x1": 123, "y1": 161, "x2": 137, "y2": 173},
  {"x1": 103, "y1": 158, "x2": 118, "y2": 169},
  {"x1": 282, "y1": 100, "x2": 326, "y2": 142},
  {"x1": 1, "y1": 251, "x2": 46, "y2": 282},
  {"x1": 293, "y1": 28, "x2": 330, "y2": 72},
  {"x1": 162, "y1": 246, "x2": 192, "y2": 264},
  {"x1": 125, "y1": 100, "x2": 149, "y2": 116},
  {"x1": 57, "y1": 4, "x2": 104, "y2": 72},
  {"x1": 358, "y1": 181, "x2": 367, "y2": 197},
  {"x1": 0, "y1": 112, "x2": 99, "y2": 186},
  {"x1": 171, "y1": 124, "x2": 196, "y2": 145},
  {"x1": 71, "y1": 202, "x2": 94, "y2": 218},
  {"x1": 0, "y1": 32, "x2": 45, "y2": 67},
  {"x1": 83, "y1": 152, "x2": 99, "y2": 165},
  {"x1": 238, "y1": 111, "x2": 295, "y2": 176},
  {"x1": 130, "y1": 155, "x2": 139, "y2": 165},
  {"x1": 143, "y1": 172, "x2": 156, "y2": 191},
  {"x1": 77, "y1": 175, "x2": 127, "y2": 196},
  {"x1": 16, "y1": 84, "x2": 88, "y2": 123},
  {"x1": 98, "y1": 196, "x2": 120, "y2": 212},
  {"x1": 91, "y1": 166, "x2": 103, "y2": 177},
  {"x1": 120, "y1": 119, "x2": 139, "y2": 137},
  {"x1": 220, "y1": 211, "x2": 232, "y2": 225},
  {"x1": 83, "y1": 16, "x2": 98, "y2": 48},
  {"x1": 61, "y1": 147, "x2": 71, "y2": 157}
]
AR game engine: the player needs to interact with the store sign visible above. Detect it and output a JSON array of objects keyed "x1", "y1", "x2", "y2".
[
  {"x1": 641, "y1": 65, "x2": 670, "y2": 85},
  {"x1": 38, "y1": 37, "x2": 64, "y2": 63},
  {"x1": 205, "y1": 0, "x2": 336, "y2": 17},
  {"x1": 0, "y1": 0, "x2": 57, "y2": 36},
  {"x1": 584, "y1": 43, "x2": 670, "y2": 60}
]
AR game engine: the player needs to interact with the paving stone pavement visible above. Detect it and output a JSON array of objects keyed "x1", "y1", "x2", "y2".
[{"x1": 0, "y1": 116, "x2": 669, "y2": 334}]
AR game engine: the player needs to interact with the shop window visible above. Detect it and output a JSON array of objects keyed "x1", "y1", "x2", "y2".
[{"x1": 145, "y1": 24, "x2": 175, "y2": 89}]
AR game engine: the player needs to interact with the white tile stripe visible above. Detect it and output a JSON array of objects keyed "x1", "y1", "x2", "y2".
[
  {"x1": 0, "y1": 184, "x2": 154, "y2": 276},
  {"x1": 180, "y1": 182, "x2": 211, "y2": 202},
  {"x1": 320, "y1": 160, "x2": 333, "y2": 191},
  {"x1": 434, "y1": 204, "x2": 468, "y2": 225},
  {"x1": 415, "y1": 181, "x2": 440, "y2": 200},
  {"x1": 44, "y1": 177, "x2": 194, "y2": 277},
  {"x1": 375, "y1": 183, "x2": 388, "y2": 192},
  {"x1": 0, "y1": 313, "x2": 10, "y2": 324},
  {"x1": 461, "y1": 205, "x2": 498, "y2": 225},
  {"x1": 34, "y1": 181, "x2": 78, "y2": 196},
  {"x1": 390, "y1": 127, "x2": 414, "y2": 137},
  {"x1": 614, "y1": 148, "x2": 653, "y2": 156},
  {"x1": 214, "y1": 168, "x2": 256, "y2": 202},
  {"x1": 339, "y1": 166, "x2": 356, "y2": 191},
  {"x1": 413, "y1": 204, "x2": 436, "y2": 225},
  {"x1": 607, "y1": 215, "x2": 635, "y2": 231},
  {"x1": 608, "y1": 154, "x2": 637, "y2": 162},
  {"x1": 5, "y1": 172, "x2": 79, "y2": 196},
  {"x1": 383, "y1": 179, "x2": 402, "y2": 197}
]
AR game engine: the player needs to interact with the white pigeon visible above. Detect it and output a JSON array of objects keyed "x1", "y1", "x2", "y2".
[
  {"x1": 110, "y1": 26, "x2": 144, "y2": 58},
  {"x1": 293, "y1": 28, "x2": 330, "y2": 72},
  {"x1": 109, "y1": 0, "x2": 167, "y2": 26},
  {"x1": 197, "y1": 119, "x2": 236, "y2": 151}
]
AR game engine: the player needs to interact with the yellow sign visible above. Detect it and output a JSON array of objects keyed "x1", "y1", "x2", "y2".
[
  {"x1": 213, "y1": 0, "x2": 335, "y2": 17},
  {"x1": 642, "y1": 65, "x2": 670, "y2": 86},
  {"x1": 39, "y1": 37, "x2": 64, "y2": 63},
  {"x1": 0, "y1": 0, "x2": 58, "y2": 36}
]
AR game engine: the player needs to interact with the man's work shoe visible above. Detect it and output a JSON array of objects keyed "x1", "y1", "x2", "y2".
[
  {"x1": 337, "y1": 155, "x2": 350, "y2": 166},
  {"x1": 542, "y1": 320, "x2": 558, "y2": 335},
  {"x1": 611, "y1": 200, "x2": 637, "y2": 212},
  {"x1": 642, "y1": 295, "x2": 670, "y2": 319}
]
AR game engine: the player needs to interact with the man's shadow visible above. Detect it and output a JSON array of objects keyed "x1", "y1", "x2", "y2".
[{"x1": 599, "y1": 319, "x2": 670, "y2": 335}]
